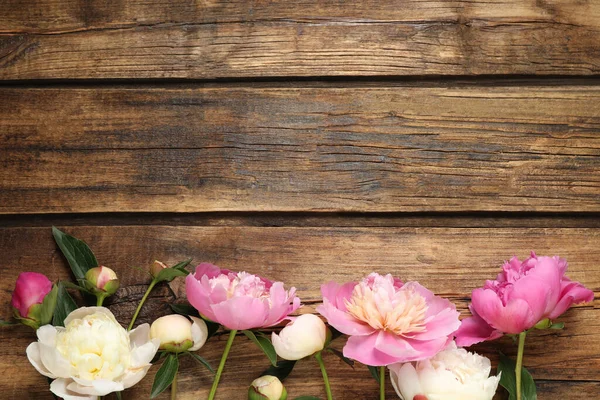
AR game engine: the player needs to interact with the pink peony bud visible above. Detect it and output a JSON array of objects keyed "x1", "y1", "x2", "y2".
[
  {"x1": 85, "y1": 266, "x2": 120, "y2": 296},
  {"x1": 11, "y1": 272, "x2": 52, "y2": 318},
  {"x1": 150, "y1": 260, "x2": 168, "y2": 279},
  {"x1": 11, "y1": 272, "x2": 54, "y2": 329}
]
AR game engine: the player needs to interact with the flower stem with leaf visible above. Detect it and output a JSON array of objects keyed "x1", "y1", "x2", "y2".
[
  {"x1": 314, "y1": 351, "x2": 333, "y2": 400},
  {"x1": 208, "y1": 329, "x2": 237, "y2": 400},
  {"x1": 516, "y1": 331, "x2": 527, "y2": 400},
  {"x1": 128, "y1": 279, "x2": 157, "y2": 330}
]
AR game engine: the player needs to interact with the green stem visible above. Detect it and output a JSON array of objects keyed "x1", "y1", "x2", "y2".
[
  {"x1": 380, "y1": 366, "x2": 385, "y2": 400},
  {"x1": 315, "y1": 351, "x2": 333, "y2": 400},
  {"x1": 127, "y1": 279, "x2": 157, "y2": 331},
  {"x1": 516, "y1": 331, "x2": 527, "y2": 400},
  {"x1": 96, "y1": 295, "x2": 105, "y2": 307},
  {"x1": 171, "y1": 370, "x2": 178, "y2": 400},
  {"x1": 208, "y1": 329, "x2": 237, "y2": 400}
]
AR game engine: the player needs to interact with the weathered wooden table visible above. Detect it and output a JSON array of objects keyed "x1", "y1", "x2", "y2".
[{"x1": 1, "y1": 1, "x2": 599, "y2": 399}]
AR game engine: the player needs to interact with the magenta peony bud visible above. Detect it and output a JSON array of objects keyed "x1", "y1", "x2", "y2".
[
  {"x1": 150, "y1": 260, "x2": 168, "y2": 279},
  {"x1": 84, "y1": 266, "x2": 120, "y2": 296},
  {"x1": 11, "y1": 272, "x2": 55, "y2": 329}
]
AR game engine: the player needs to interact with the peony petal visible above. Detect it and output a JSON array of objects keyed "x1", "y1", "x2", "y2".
[
  {"x1": 39, "y1": 343, "x2": 72, "y2": 378},
  {"x1": 120, "y1": 365, "x2": 152, "y2": 389},
  {"x1": 130, "y1": 340, "x2": 160, "y2": 368},
  {"x1": 343, "y1": 332, "x2": 400, "y2": 366},
  {"x1": 321, "y1": 281, "x2": 357, "y2": 311},
  {"x1": 11, "y1": 272, "x2": 52, "y2": 318},
  {"x1": 455, "y1": 313, "x2": 503, "y2": 347},
  {"x1": 210, "y1": 296, "x2": 270, "y2": 330},
  {"x1": 507, "y1": 274, "x2": 554, "y2": 325},
  {"x1": 547, "y1": 280, "x2": 595, "y2": 320},
  {"x1": 193, "y1": 263, "x2": 229, "y2": 280},
  {"x1": 37, "y1": 325, "x2": 58, "y2": 346},
  {"x1": 189, "y1": 316, "x2": 209, "y2": 351},
  {"x1": 263, "y1": 288, "x2": 301, "y2": 327},
  {"x1": 472, "y1": 288, "x2": 535, "y2": 334},
  {"x1": 63, "y1": 307, "x2": 117, "y2": 327},
  {"x1": 316, "y1": 301, "x2": 375, "y2": 336},
  {"x1": 26, "y1": 343, "x2": 56, "y2": 379},
  {"x1": 412, "y1": 307, "x2": 461, "y2": 341},
  {"x1": 129, "y1": 323, "x2": 151, "y2": 348},
  {"x1": 186, "y1": 274, "x2": 219, "y2": 322},
  {"x1": 50, "y1": 378, "x2": 96, "y2": 400},
  {"x1": 389, "y1": 362, "x2": 423, "y2": 400},
  {"x1": 376, "y1": 331, "x2": 450, "y2": 364},
  {"x1": 69, "y1": 378, "x2": 124, "y2": 396}
]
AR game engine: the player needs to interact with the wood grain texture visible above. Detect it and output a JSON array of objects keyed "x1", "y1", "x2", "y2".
[
  {"x1": 2, "y1": 84, "x2": 600, "y2": 214},
  {"x1": 1, "y1": 1, "x2": 600, "y2": 79},
  {"x1": 0, "y1": 225, "x2": 598, "y2": 399}
]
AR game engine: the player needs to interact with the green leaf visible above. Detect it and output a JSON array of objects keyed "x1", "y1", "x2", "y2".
[
  {"x1": 0, "y1": 320, "x2": 16, "y2": 326},
  {"x1": 261, "y1": 360, "x2": 297, "y2": 381},
  {"x1": 171, "y1": 258, "x2": 192, "y2": 271},
  {"x1": 169, "y1": 302, "x2": 200, "y2": 317},
  {"x1": 243, "y1": 330, "x2": 277, "y2": 366},
  {"x1": 498, "y1": 353, "x2": 537, "y2": 400},
  {"x1": 155, "y1": 267, "x2": 188, "y2": 283},
  {"x1": 52, "y1": 226, "x2": 98, "y2": 280},
  {"x1": 40, "y1": 285, "x2": 58, "y2": 325},
  {"x1": 367, "y1": 365, "x2": 380, "y2": 382},
  {"x1": 151, "y1": 353, "x2": 179, "y2": 398},
  {"x1": 294, "y1": 397, "x2": 321, "y2": 400},
  {"x1": 328, "y1": 326, "x2": 344, "y2": 342},
  {"x1": 60, "y1": 281, "x2": 93, "y2": 295},
  {"x1": 326, "y1": 348, "x2": 354, "y2": 367},
  {"x1": 115, "y1": 391, "x2": 123, "y2": 400},
  {"x1": 549, "y1": 322, "x2": 565, "y2": 330},
  {"x1": 52, "y1": 282, "x2": 78, "y2": 327},
  {"x1": 187, "y1": 352, "x2": 214, "y2": 373}
]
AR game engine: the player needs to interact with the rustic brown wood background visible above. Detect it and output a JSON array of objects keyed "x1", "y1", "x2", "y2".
[{"x1": 1, "y1": 1, "x2": 599, "y2": 399}]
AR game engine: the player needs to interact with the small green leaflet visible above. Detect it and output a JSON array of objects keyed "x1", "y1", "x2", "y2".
[
  {"x1": 367, "y1": 365, "x2": 380, "y2": 382},
  {"x1": 52, "y1": 227, "x2": 98, "y2": 280},
  {"x1": 52, "y1": 282, "x2": 78, "y2": 327},
  {"x1": 498, "y1": 353, "x2": 537, "y2": 400},
  {"x1": 243, "y1": 330, "x2": 277, "y2": 366},
  {"x1": 151, "y1": 353, "x2": 179, "y2": 398},
  {"x1": 187, "y1": 352, "x2": 214, "y2": 373},
  {"x1": 261, "y1": 360, "x2": 297, "y2": 381},
  {"x1": 40, "y1": 285, "x2": 58, "y2": 326}
]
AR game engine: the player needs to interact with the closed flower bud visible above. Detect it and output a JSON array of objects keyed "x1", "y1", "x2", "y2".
[
  {"x1": 84, "y1": 266, "x2": 120, "y2": 296},
  {"x1": 248, "y1": 375, "x2": 287, "y2": 400},
  {"x1": 150, "y1": 260, "x2": 168, "y2": 279},
  {"x1": 11, "y1": 272, "x2": 55, "y2": 329},
  {"x1": 272, "y1": 314, "x2": 327, "y2": 360},
  {"x1": 150, "y1": 314, "x2": 208, "y2": 353}
]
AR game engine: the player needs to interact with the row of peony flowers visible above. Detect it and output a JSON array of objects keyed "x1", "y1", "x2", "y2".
[{"x1": 6, "y1": 228, "x2": 595, "y2": 400}]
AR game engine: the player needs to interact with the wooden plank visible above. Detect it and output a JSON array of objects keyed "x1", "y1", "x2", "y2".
[
  {"x1": 1, "y1": 1, "x2": 600, "y2": 79},
  {"x1": 0, "y1": 225, "x2": 598, "y2": 393},
  {"x1": 1, "y1": 85, "x2": 600, "y2": 214}
]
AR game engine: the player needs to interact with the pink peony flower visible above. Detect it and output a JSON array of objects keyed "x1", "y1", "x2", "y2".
[
  {"x1": 185, "y1": 263, "x2": 301, "y2": 331},
  {"x1": 456, "y1": 252, "x2": 594, "y2": 347},
  {"x1": 317, "y1": 273, "x2": 460, "y2": 366},
  {"x1": 11, "y1": 272, "x2": 53, "y2": 319}
]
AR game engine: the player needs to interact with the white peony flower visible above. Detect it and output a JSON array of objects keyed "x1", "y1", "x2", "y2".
[
  {"x1": 389, "y1": 341, "x2": 501, "y2": 400},
  {"x1": 150, "y1": 314, "x2": 208, "y2": 353},
  {"x1": 272, "y1": 314, "x2": 327, "y2": 360},
  {"x1": 248, "y1": 375, "x2": 287, "y2": 400},
  {"x1": 26, "y1": 307, "x2": 160, "y2": 400}
]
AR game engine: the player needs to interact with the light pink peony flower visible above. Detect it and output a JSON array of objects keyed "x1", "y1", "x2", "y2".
[
  {"x1": 11, "y1": 272, "x2": 53, "y2": 319},
  {"x1": 317, "y1": 273, "x2": 460, "y2": 366},
  {"x1": 456, "y1": 252, "x2": 594, "y2": 347},
  {"x1": 185, "y1": 263, "x2": 300, "y2": 331}
]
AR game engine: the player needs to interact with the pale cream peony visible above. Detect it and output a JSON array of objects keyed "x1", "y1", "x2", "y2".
[
  {"x1": 26, "y1": 307, "x2": 160, "y2": 400},
  {"x1": 389, "y1": 342, "x2": 501, "y2": 400},
  {"x1": 150, "y1": 314, "x2": 208, "y2": 353}
]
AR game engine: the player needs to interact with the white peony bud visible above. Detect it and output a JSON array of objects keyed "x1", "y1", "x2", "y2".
[
  {"x1": 150, "y1": 314, "x2": 208, "y2": 353},
  {"x1": 389, "y1": 341, "x2": 501, "y2": 400},
  {"x1": 248, "y1": 375, "x2": 287, "y2": 400},
  {"x1": 272, "y1": 314, "x2": 327, "y2": 360}
]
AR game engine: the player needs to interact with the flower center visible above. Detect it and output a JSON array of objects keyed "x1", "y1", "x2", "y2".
[
  {"x1": 345, "y1": 278, "x2": 428, "y2": 336},
  {"x1": 210, "y1": 271, "x2": 269, "y2": 299},
  {"x1": 56, "y1": 313, "x2": 131, "y2": 380}
]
